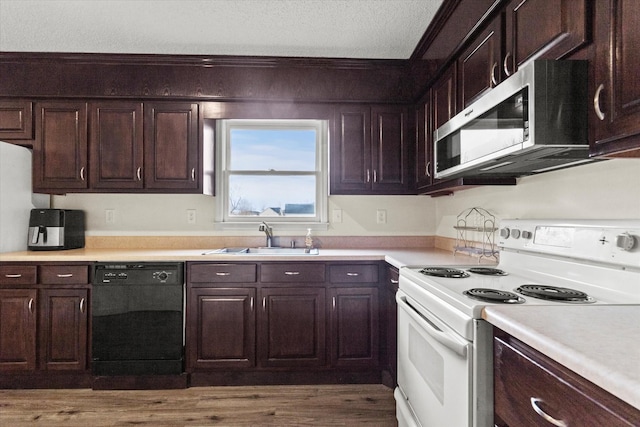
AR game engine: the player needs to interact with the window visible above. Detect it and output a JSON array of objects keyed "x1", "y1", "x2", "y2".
[{"x1": 215, "y1": 119, "x2": 328, "y2": 227}]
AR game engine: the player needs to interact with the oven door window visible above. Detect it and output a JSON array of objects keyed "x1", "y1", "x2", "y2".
[{"x1": 396, "y1": 291, "x2": 472, "y2": 426}]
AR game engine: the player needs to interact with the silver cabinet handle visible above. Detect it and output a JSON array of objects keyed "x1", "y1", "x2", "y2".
[
  {"x1": 284, "y1": 271, "x2": 300, "y2": 275},
  {"x1": 366, "y1": 169, "x2": 371, "y2": 183},
  {"x1": 80, "y1": 166, "x2": 85, "y2": 181},
  {"x1": 191, "y1": 167, "x2": 196, "y2": 181},
  {"x1": 5, "y1": 274, "x2": 22, "y2": 278},
  {"x1": 215, "y1": 272, "x2": 231, "y2": 276},
  {"x1": 373, "y1": 170, "x2": 377, "y2": 183},
  {"x1": 79, "y1": 298, "x2": 85, "y2": 313},
  {"x1": 490, "y1": 62, "x2": 498, "y2": 86},
  {"x1": 136, "y1": 167, "x2": 142, "y2": 181},
  {"x1": 594, "y1": 83, "x2": 605, "y2": 121},
  {"x1": 332, "y1": 296, "x2": 336, "y2": 310},
  {"x1": 346, "y1": 272, "x2": 359, "y2": 276},
  {"x1": 56, "y1": 273, "x2": 73, "y2": 278},
  {"x1": 28, "y1": 298, "x2": 34, "y2": 314},
  {"x1": 390, "y1": 279, "x2": 399, "y2": 284},
  {"x1": 530, "y1": 398, "x2": 567, "y2": 427},
  {"x1": 426, "y1": 161, "x2": 431, "y2": 177},
  {"x1": 250, "y1": 297, "x2": 254, "y2": 311},
  {"x1": 503, "y1": 52, "x2": 513, "y2": 77},
  {"x1": 262, "y1": 297, "x2": 266, "y2": 311}
]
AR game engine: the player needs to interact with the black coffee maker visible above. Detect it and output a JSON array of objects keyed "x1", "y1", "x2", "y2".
[{"x1": 28, "y1": 209, "x2": 85, "y2": 251}]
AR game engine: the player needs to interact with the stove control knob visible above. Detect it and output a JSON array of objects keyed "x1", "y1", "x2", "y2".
[
  {"x1": 616, "y1": 233, "x2": 637, "y2": 251},
  {"x1": 156, "y1": 271, "x2": 169, "y2": 282},
  {"x1": 522, "y1": 230, "x2": 533, "y2": 239},
  {"x1": 499, "y1": 228, "x2": 510, "y2": 239},
  {"x1": 511, "y1": 229, "x2": 521, "y2": 239}
]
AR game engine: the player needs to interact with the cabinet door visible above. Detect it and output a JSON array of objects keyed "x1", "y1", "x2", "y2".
[
  {"x1": 331, "y1": 105, "x2": 372, "y2": 193},
  {"x1": 458, "y1": 16, "x2": 503, "y2": 109},
  {"x1": 258, "y1": 287, "x2": 326, "y2": 368},
  {"x1": 144, "y1": 102, "x2": 200, "y2": 191},
  {"x1": 0, "y1": 289, "x2": 37, "y2": 371},
  {"x1": 39, "y1": 289, "x2": 88, "y2": 371},
  {"x1": 591, "y1": 0, "x2": 640, "y2": 157},
  {"x1": 187, "y1": 288, "x2": 255, "y2": 370},
  {"x1": 33, "y1": 101, "x2": 88, "y2": 191},
  {"x1": 329, "y1": 287, "x2": 379, "y2": 368},
  {"x1": 415, "y1": 95, "x2": 433, "y2": 191},
  {"x1": 0, "y1": 99, "x2": 33, "y2": 140},
  {"x1": 371, "y1": 105, "x2": 410, "y2": 193},
  {"x1": 503, "y1": 0, "x2": 588, "y2": 76},
  {"x1": 432, "y1": 64, "x2": 457, "y2": 130},
  {"x1": 90, "y1": 101, "x2": 144, "y2": 189}
]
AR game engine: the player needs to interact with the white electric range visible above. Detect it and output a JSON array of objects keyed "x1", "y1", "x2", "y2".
[{"x1": 395, "y1": 219, "x2": 640, "y2": 427}]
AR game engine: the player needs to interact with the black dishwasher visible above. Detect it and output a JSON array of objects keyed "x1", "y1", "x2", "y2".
[{"x1": 92, "y1": 262, "x2": 184, "y2": 376}]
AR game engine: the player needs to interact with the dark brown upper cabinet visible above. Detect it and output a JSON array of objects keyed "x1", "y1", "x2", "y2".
[
  {"x1": 458, "y1": 16, "x2": 503, "y2": 109},
  {"x1": 503, "y1": 0, "x2": 589, "y2": 77},
  {"x1": 331, "y1": 104, "x2": 411, "y2": 195},
  {"x1": 415, "y1": 96, "x2": 433, "y2": 192},
  {"x1": 144, "y1": 102, "x2": 201, "y2": 191},
  {"x1": 33, "y1": 101, "x2": 89, "y2": 192},
  {"x1": 590, "y1": 0, "x2": 640, "y2": 157},
  {"x1": 89, "y1": 101, "x2": 144, "y2": 190},
  {"x1": 0, "y1": 99, "x2": 33, "y2": 141}
]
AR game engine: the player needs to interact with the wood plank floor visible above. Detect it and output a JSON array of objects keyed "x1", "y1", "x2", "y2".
[{"x1": 0, "y1": 384, "x2": 397, "y2": 426}]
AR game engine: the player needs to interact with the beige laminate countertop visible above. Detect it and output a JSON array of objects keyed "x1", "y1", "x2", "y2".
[
  {"x1": 0, "y1": 247, "x2": 492, "y2": 269},
  {"x1": 483, "y1": 305, "x2": 640, "y2": 410}
]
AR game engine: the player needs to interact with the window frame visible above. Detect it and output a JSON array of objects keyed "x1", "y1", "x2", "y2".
[{"x1": 214, "y1": 119, "x2": 329, "y2": 230}]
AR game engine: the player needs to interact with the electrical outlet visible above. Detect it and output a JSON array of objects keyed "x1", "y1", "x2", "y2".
[
  {"x1": 187, "y1": 209, "x2": 197, "y2": 224},
  {"x1": 105, "y1": 209, "x2": 115, "y2": 224},
  {"x1": 332, "y1": 209, "x2": 343, "y2": 223},
  {"x1": 376, "y1": 209, "x2": 387, "y2": 224}
]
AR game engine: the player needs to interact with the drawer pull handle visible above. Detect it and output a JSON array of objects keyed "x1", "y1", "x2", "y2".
[
  {"x1": 530, "y1": 398, "x2": 567, "y2": 427},
  {"x1": 215, "y1": 272, "x2": 231, "y2": 276},
  {"x1": 5, "y1": 274, "x2": 22, "y2": 278},
  {"x1": 346, "y1": 272, "x2": 359, "y2": 276},
  {"x1": 28, "y1": 298, "x2": 35, "y2": 314},
  {"x1": 390, "y1": 279, "x2": 399, "y2": 284},
  {"x1": 57, "y1": 273, "x2": 74, "y2": 278},
  {"x1": 284, "y1": 271, "x2": 300, "y2": 275},
  {"x1": 80, "y1": 298, "x2": 85, "y2": 313}
]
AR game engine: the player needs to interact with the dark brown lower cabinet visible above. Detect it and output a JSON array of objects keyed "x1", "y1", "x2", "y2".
[
  {"x1": 258, "y1": 287, "x2": 326, "y2": 368},
  {"x1": 494, "y1": 328, "x2": 640, "y2": 426},
  {"x1": 329, "y1": 286, "x2": 379, "y2": 368},
  {"x1": 187, "y1": 287, "x2": 256, "y2": 369},
  {"x1": 39, "y1": 289, "x2": 89, "y2": 371},
  {"x1": 0, "y1": 289, "x2": 37, "y2": 371}
]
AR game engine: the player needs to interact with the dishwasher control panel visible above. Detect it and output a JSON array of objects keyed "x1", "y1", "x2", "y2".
[{"x1": 93, "y1": 263, "x2": 184, "y2": 285}]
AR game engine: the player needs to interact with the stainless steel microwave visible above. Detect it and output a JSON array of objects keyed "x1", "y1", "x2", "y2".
[{"x1": 434, "y1": 60, "x2": 595, "y2": 179}]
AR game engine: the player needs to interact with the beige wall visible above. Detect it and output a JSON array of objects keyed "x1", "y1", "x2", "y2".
[{"x1": 52, "y1": 159, "x2": 639, "y2": 240}]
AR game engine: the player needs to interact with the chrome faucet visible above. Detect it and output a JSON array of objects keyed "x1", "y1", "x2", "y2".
[{"x1": 258, "y1": 221, "x2": 273, "y2": 247}]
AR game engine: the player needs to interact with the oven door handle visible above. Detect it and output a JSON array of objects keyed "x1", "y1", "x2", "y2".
[{"x1": 396, "y1": 292, "x2": 469, "y2": 357}]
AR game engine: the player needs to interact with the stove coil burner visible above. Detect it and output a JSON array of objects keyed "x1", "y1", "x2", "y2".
[
  {"x1": 419, "y1": 267, "x2": 470, "y2": 278},
  {"x1": 515, "y1": 285, "x2": 596, "y2": 303},
  {"x1": 467, "y1": 267, "x2": 508, "y2": 276},
  {"x1": 463, "y1": 288, "x2": 525, "y2": 304}
]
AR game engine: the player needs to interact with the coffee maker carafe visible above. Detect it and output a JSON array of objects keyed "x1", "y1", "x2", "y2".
[{"x1": 28, "y1": 209, "x2": 85, "y2": 251}]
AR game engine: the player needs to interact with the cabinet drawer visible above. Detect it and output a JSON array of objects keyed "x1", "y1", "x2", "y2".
[
  {"x1": 329, "y1": 264, "x2": 379, "y2": 283},
  {"x1": 494, "y1": 331, "x2": 639, "y2": 426},
  {"x1": 189, "y1": 263, "x2": 257, "y2": 284},
  {"x1": 260, "y1": 263, "x2": 325, "y2": 283},
  {"x1": 39, "y1": 265, "x2": 89, "y2": 284},
  {"x1": 0, "y1": 265, "x2": 37, "y2": 285}
]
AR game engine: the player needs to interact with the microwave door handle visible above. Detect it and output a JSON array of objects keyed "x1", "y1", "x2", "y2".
[{"x1": 396, "y1": 292, "x2": 469, "y2": 357}]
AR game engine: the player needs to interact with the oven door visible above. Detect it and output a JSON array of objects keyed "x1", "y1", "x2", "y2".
[{"x1": 396, "y1": 289, "x2": 472, "y2": 427}]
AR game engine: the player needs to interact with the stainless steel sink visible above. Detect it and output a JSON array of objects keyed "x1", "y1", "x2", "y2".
[{"x1": 202, "y1": 247, "x2": 319, "y2": 255}]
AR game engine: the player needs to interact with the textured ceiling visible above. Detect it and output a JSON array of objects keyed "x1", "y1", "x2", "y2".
[{"x1": 0, "y1": 0, "x2": 444, "y2": 59}]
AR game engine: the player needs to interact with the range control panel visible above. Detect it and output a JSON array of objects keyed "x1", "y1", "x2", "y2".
[
  {"x1": 93, "y1": 263, "x2": 184, "y2": 285},
  {"x1": 498, "y1": 219, "x2": 640, "y2": 268}
]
